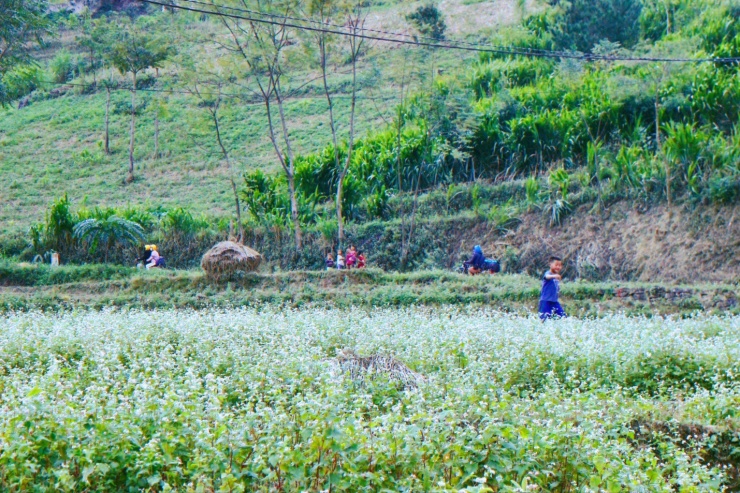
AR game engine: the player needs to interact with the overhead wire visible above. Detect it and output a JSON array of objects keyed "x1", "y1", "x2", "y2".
[
  {"x1": 141, "y1": 0, "x2": 740, "y2": 64},
  {"x1": 171, "y1": 0, "x2": 573, "y2": 58}
]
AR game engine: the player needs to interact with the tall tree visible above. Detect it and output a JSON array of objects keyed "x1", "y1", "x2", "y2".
[
  {"x1": 188, "y1": 75, "x2": 245, "y2": 242},
  {"x1": 108, "y1": 21, "x2": 171, "y2": 183},
  {"x1": 76, "y1": 14, "x2": 109, "y2": 88},
  {"x1": 0, "y1": 0, "x2": 51, "y2": 104},
  {"x1": 216, "y1": 0, "x2": 303, "y2": 251},
  {"x1": 305, "y1": 0, "x2": 367, "y2": 245}
]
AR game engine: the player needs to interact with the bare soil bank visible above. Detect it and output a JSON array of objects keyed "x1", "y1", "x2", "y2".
[{"x1": 475, "y1": 201, "x2": 739, "y2": 283}]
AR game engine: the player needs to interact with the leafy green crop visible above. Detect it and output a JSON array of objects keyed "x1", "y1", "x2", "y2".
[{"x1": 0, "y1": 308, "x2": 736, "y2": 491}]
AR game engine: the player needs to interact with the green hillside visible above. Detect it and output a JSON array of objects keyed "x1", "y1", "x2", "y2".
[
  {"x1": 1, "y1": 0, "x2": 739, "y2": 280},
  {"x1": 0, "y1": 0, "x2": 535, "y2": 235}
]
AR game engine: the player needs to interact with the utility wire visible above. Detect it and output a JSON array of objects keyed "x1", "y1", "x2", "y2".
[
  {"x1": 142, "y1": 0, "x2": 591, "y2": 60},
  {"x1": 142, "y1": 0, "x2": 740, "y2": 64},
  {"x1": 173, "y1": 0, "x2": 573, "y2": 58}
]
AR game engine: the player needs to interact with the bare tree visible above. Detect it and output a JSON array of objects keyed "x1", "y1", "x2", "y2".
[
  {"x1": 108, "y1": 21, "x2": 171, "y2": 183},
  {"x1": 101, "y1": 76, "x2": 116, "y2": 155},
  {"x1": 215, "y1": 0, "x2": 303, "y2": 251},
  {"x1": 189, "y1": 79, "x2": 245, "y2": 241},
  {"x1": 306, "y1": 0, "x2": 367, "y2": 246}
]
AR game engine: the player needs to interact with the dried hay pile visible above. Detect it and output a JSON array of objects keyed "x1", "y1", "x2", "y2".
[
  {"x1": 201, "y1": 241, "x2": 262, "y2": 281},
  {"x1": 334, "y1": 349, "x2": 425, "y2": 389}
]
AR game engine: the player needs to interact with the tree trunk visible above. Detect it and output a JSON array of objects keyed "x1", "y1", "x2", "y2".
[
  {"x1": 319, "y1": 34, "x2": 343, "y2": 245},
  {"x1": 90, "y1": 47, "x2": 96, "y2": 87},
  {"x1": 211, "y1": 97, "x2": 243, "y2": 242},
  {"x1": 104, "y1": 87, "x2": 110, "y2": 155},
  {"x1": 154, "y1": 109, "x2": 159, "y2": 160},
  {"x1": 275, "y1": 91, "x2": 302, "y2": 251},
  {"x1": 336, "y1": 33, "x2": 360, "y2": 244},
  {"x1": 287, "y1": 171, "x2": 301, "y2": 250},
  {"x1": 665, "y1": 1, "x2": 671, "y2": 35},
  {"x1": 230, "y1": 177, "x2": 243, "y2": 241},
  {"x1": 127, "y1": 72, "x2": 136, "y2": 183}
]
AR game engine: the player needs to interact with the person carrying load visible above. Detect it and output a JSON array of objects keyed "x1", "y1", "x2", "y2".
[{"x1": 463, "y1": 245, "x2": 500, "y2": 275}]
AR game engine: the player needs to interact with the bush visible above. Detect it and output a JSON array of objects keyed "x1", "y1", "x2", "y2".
[
  {"x1": 706, "y1": 176, "x2": 740, "y2": 204},
  {"x1": 406, "y1": 3, "x2": 446, "y2": 40},
  {"x1": 1, "y1": 64, "x2": 44, "y2": 102},
  {"x1": 549, "y1": 0, "x2": 642, "y2": 52},
  {"x1": 50, "y1": 51, "x2": 74, "y2": 84}
]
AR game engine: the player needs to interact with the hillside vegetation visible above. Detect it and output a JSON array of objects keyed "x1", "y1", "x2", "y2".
[
  {"x1": 0, "y1": 0, "x2": 738, "y2": 281},
  {"x1": 0, "y1": 0, "x2": 531, "y2": 233}
]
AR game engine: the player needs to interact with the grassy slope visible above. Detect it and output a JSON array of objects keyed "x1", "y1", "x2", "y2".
[
  {"x1": 1, "y1": 262, "x2": 737, "y2": 314},
  {"x1": 0, "y1": 0, "x2": 536, "y2": 236}
]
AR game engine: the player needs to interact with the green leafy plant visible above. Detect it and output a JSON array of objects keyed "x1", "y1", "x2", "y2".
[
  {"x1": 487, "y1": 199, "x2": 521, "y2": 233},
  {"x1": 33, "y1": 194, "x2": 78, "y2": 253},
  {"x1": 471, "y1": 183, "x2": 482, "y2": 216},
  {"x1": 73, "y1": 216, "x2": 145, "y2": 262},
  {"x1": 365, "y1": 185, "x2": 390, "y2": 220},
  {"x1": 547, "y1": 168, "x2": 571, "y2": 226},
  {"x1": 50, "y1": 50, "x2": 74, "y2": 84},
  {"x1": 525, "y1": 176, "x2": 541, "y2": 209},
  {"x1": 162, "y1": 207, "x2": 207, "y2": 238}
]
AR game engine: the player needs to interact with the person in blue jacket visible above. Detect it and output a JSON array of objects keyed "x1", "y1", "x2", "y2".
[
  {"x1": 539, "y1": 256, "x2": 566, "y2": 321},
  {"x1": 466, "y1": 245, "x2": 485, "y2": 275}
]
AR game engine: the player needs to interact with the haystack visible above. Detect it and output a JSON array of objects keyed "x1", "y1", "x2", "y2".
[
  {"x1": 201, "y1": 241, "x2": 262, "y2": 281},
  {"x1": 334, "y1": 349, "x2": 425, "y2": 389}
]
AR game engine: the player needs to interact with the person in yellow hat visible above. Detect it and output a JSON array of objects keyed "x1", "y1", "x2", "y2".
[
  {"x1": 146, "y1": 245, "x2": 162, "y2": 269},
  {"x1": 136, "y1": 245, "x2": 153, "y2": 268}
]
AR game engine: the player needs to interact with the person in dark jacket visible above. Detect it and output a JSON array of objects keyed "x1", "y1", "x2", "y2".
[{"x1": 468, "y1": 245, "x2": 486, "y2": 275}]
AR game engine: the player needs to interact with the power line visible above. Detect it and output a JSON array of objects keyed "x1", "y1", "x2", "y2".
[
  {"x1": 174, "y1": 0, "x2": 572, "y2": 59},
  {"x1": 142, "y1": 0, "x2": 740, "y2": 64},
  {"x1": 142, "y1": 0, "x2": 588, "y2": 60}
]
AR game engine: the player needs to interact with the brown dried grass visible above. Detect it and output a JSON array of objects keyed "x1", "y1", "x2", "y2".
[
  {"x1": 335, "y1": 349, "x2": 425, "y2": 389},
  {"x1": 201, "y1": 241, "x2": 262, "y2": 281}
]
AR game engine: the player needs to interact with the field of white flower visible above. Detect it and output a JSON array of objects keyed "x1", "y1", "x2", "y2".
[{"x1": 0, "y1": 308, "x2": 738, "y2": 492}]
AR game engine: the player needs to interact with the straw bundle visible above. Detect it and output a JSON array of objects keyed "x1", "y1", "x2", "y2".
[
  {"x1": 201, "y1": 241, "x2": 262, "y2": 281},
  {"x1": 334, "y1": 349, "x2": 425, "y2": 389}
]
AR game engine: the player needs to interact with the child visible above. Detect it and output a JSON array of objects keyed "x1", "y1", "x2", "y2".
[
  {"x1": 326, "y1": 252, "x2": 336, "y2": 269},
  {"x1": 357, "y1": 251, "x2": 366, "y2": 269},
  {"x1": 539, "y1": 255, "x2": 566, "y2": 320},
  {"x1": 336, "y1": 250, "x2": 346, "y2": 270},
  {"x1": 346, "y1": 246, "x2": 357, "y2": 269}
]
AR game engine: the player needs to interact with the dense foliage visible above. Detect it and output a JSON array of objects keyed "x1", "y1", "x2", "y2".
[
  {"x1": 3, "y1": 0, "x2": 740, "y2": 267},
  {"x1": 0, "y1": 0, "x2": 51, "y2": 104},
  {"x1": 249, "y1": 0, "x2": 740, "y2": 232},
  {"x1": 0, "y1": 308, "x2": 737, "y2": 491}
]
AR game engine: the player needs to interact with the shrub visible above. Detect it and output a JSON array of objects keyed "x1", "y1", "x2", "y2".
[
  {"x1": 549, "y1": 0, "x2": 642, "y2": 52},
  {"x1": 50, "y1": 51, "x2": 74, "y2": 84},
  {"x1": 73, "y1": 216, "x2": 145, "y2": 262},
  {"x1": 406, "y1": 3, "x2": 446, "y2": 40},
  {"x1": 706, "y1": 176, "x2": 740, "y2": 204},
  {"x1": 2, "y1": 64, "x2": 44, "y2": 102}
]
